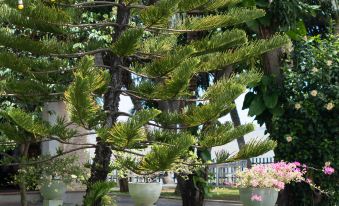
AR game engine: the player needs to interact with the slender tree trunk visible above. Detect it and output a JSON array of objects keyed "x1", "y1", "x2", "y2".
[
  {"x1": 19, "y1": 143, "x2": 30, "y2": 206},
  {"x1": 19, "y1": 182, "x2": 27, "y2": 206},
  {"x1": 215, "y1": 66, "x2": 251, "y2": 168},
  {"x1": 84, "y1": 3, "x2": 131, "y2": 206}
]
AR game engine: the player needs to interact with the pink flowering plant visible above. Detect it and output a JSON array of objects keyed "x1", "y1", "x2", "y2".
[
  {"x1": 236, "y1": 161, "x2": 336, "y2": 194},
  {"x1": 236, "y1": 161, "x2": 306, "y2": 191}
]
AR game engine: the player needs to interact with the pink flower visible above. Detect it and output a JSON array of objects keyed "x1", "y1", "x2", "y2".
[
  {"x1": 323, "y1": 166, "x2": 335, "y2": 175},
  {"x1": 306, "y1": 178, "x2": 312, "y2": 184},
  {"x1": 251, "y1": 194, "x2": 262, "y2": 202},
  {"x1": 251, "y1": 180, "x2": 259, "y2": 187},
  {"x1": 274, "y1": 181, "x2": 285, "y2": 190},
  {"x1": 293, "y1": 161, "x2": 301, "y2": 167}
]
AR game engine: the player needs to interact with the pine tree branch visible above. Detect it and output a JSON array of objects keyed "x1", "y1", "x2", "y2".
[
  {"x1": 63, "y1": 22, "x2": 197, "y2": 33},
  {"x1": 0, "y1": 92, "x2": 64, "y2": 97},
  {"x1": 146, "y1": 122, "x2": 192, "y2": 130},
  {"x1": 54, "y1": 1, "x2": 147, "y2": 9},
  {"x1": 31, "y1": 68, "x2": 74, "y2": 74},
  {"x1": 50, "y1": 48, "x2": 111, "y2": 58},
  {"x1": 61, "y1": 1, "x2": 122, "y2": 8},
  {"x1": 2, "y1": 145, "x2": 95, "y2": 166},
  {"x1": 64, "y1": 22, "x2": 121, "y2": 28},
  {"x1": 96, "y1": 64, "x2": 159, "y2": 79},
  {"x1": 39, "y1": 137, "x2": 96, "y2": 147},
  {"x1": 120, "y1": 90, "x2": 207, "y2": 102}
]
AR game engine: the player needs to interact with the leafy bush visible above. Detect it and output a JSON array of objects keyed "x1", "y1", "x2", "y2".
[
  {"x1": 245, "y1": 35, "x2": 338, "y2": 204},
  {"x1": 83, "y1": 181, "x2": 116, "y2": 206}
]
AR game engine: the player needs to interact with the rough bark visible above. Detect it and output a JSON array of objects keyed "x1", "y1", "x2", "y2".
[
  {"x1": 259, "y1": 27, "x2": 283, "y2": 86},
  {"x1": 176, "y1": 75, "x2": 208, "y2": 206},
  {"x1": 84, "y1": 4, "x2": 130, "y2": 206},
  {"x1": 119, "y1": 178, "x2": 129, "y2": 192},
  {"x1": 176, "y1": 172, "x2": 207, "y2": 206},
  {"x1": 19, "y1": 143, "x2": 30, "y2": 206}
]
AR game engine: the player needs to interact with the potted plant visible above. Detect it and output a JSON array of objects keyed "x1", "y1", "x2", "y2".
[
  {"x1": 38, "y1": 155, "x2": 83, "y2": 206},
  {"x1": 236, "y1": 161, "x2": 306, "y2": 206},
  {"x1": 127, "y1": 173, "x2": 163, "y2": 206},
  {"x1": 112, "y1": 155, "x2": 163, "y2": 206}
]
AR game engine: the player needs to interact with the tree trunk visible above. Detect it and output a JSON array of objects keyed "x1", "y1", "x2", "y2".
[
  {"x1": 84, "y1": 4, "x2": 131, "y2": 206},
  {"x1": 19, "y1": 182, "x2": 27, "y2": 206},
  {"x1": 215, "y1": 66, "x2": 251, "y2": 168},
  {"x1": 230, "y1": 109, "x2": 252, "y2": 168},
  {"x1": 259, "y1": 27, "x2": 283, "y2": 85},
  {"x1": 19, "y1": 143, "x2": 30, "y2": 206},
  {"x1": 119, "y1": 178, "x2": 129, "y2": 192},
  {"x1": 177, "y1": 173, "x2": 206, "y2": 206}
]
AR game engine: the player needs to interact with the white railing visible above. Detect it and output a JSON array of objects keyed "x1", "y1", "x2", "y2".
[
  {"x1": 209, "y1": 157, "x2": 274, "y2": 187},
  {"x1": 108, "y1": 157, "x2": 274, "y2": 186}
]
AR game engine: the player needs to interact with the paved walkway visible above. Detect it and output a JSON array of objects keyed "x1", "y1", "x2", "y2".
[
  {"x1": 117, "y1": 196, "x2": 242, "y2": 206},
  {"x1": 1, "y1": 196, "x2": 242, "y2": 206}
]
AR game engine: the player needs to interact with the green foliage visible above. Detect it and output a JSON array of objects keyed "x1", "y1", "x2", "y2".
[
  {"x1": 192, "y1": 29, "x2": 247, "y2": 55},
  {"x1": 0, "y1": 0, "x2": 289, "y2": 194},
  {"x1": 135, "y1": 46, "x2": 195, "y2": 77},
  {"x1": 141, "y1": 0, "x2": 181, "y2": 27},
  {"x1": 140, "y1": 34, "x2": 178, "y2": 55},
  {"x1": 65, "y1": 57, "x2": 109, "y2": 129},
  {"x1": 245, "y1": 35, "x2": 338, "y2": 203},
  {"x1": 99, "y1": 109, "x2": 161, "y2": 149},
  {"x1": 1, "y1": 0, "x2": 75, "y2": 24},
  {"x1": 4, "y1": 108, "x2": 50, "y2": 138},
  {"x1": 0, "y1": 28, "x2": 71, "y2": 55},
  {"x1": 13, "y1": 155, "x2": 86, "y2": 189},
  {"x1": 111, "y1": 28, "x2": 144, "y2": 56},
  {"x1": 139, "y1": 133, "x2": 195, "y2": 172},
  {"x1": 271, "y1": 36, "x2": 338, "y2": 204},
  {"x1": 182, "y1": 8, "x2": 265, "y2": 31},
  {"x1": 83, "y1": 181, "x2": 116, "y2": 206},
  {"x1": 200, "y1": 123, "x2": 254, "y2": 148},
  {"x1": 228, "y1": 139, "x2": 277, "y2": 161},
  {"x1": 0, "y1": 4, "x2": 64, "y2": 33},
  {"x1": 199, "y1": 34, "x2": 290, "y2": 72},
  {"x1": 0, "y1": 51, "x2": 67, "y2": 76},
  {"x1": 0, "y1": 122, "x2": 26, "y2": 143},
  {"x1": 177, "y1": 0, "x2": 209, "y2": 11}
]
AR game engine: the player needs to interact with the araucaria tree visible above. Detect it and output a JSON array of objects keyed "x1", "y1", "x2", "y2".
[{"x1": 0, "y1": 0, "x2": 289, "y2": 206}]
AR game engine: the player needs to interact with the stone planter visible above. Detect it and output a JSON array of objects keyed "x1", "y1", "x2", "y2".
[
  {"x1": 40, "y1": 180, "x2": 66, "y2": 206},
  {"x1": 239, "y1": 188, "x2": 278, "y2": 206},
  {"x1": 128, "y1": 182, "x2": 162, "y2": 206}
]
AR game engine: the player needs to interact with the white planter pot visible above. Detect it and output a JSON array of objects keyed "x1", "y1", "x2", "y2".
[
  {"x1": 239, "y1": 188, "x2": 279, "y2": 206},
  {"x1": 40, "y1": 180, "x2": 66, "y2": 206},
  {"x1": 128, "y1": 182, "x2": 162, "y2": 206}
]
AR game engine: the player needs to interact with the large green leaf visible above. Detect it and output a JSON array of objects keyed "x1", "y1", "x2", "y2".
[
  {"x1": 263, "y1": 93, "x2": 278, "y2": 109},
  {"x1": 248, "y1": 96, "x2": 266, "y2": 116},
  {"x1": 242, "y1": 92, "x2": 255, "y2": 109}
]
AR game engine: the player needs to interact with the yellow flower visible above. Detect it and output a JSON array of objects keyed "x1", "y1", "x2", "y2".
[
  {"x1": 286, "y1": 136, "x2": 293, "y2": 142},
  {"x1": 294, "y1": 103, "x2": 302, "y2": 110},
  {"x1": 310, "y1": 90, "x2": 318, "y2": 97},
  {"x1": 311, "y1": 67, "x2": 318, "y2": 73},
  {"x1": 325, "y1": 161, "x2": 331, "y2": 167},
  {"x1": 325, "y1": 102, "x2": 335, "y2": 111},
  {"x1": 326, "y1": 60, "x2": 333, "y2": 66}
]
